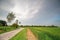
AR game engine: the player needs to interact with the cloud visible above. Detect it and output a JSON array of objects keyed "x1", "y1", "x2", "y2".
[
  {"x1": 11, "y1": 0, "x2": 42, "y2": 20},
  {"x1": 0, "y1": 0, "x2": 43, "y2": 20},
  {"x1": 0, "y1": 0, "x2": 60, "y2": 25},
  {"x1": 0, "y1": 0, "x2": 15, "y2": 12}
]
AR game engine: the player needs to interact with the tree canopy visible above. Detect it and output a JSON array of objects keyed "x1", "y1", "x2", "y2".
[{"x1": 7, "y1": 12, "x2": 15, "y2": 23}]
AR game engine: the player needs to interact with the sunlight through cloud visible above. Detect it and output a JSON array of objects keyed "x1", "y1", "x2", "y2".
[{"x1": 11, "y1": 0, "x2": 42, "y2": 20}]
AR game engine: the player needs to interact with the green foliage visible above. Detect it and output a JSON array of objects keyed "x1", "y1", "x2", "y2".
[
  {"x1": 0, "y1": 23, "x2": 2, "y2": 26},
  {"x1": 11, "y1": 23, "x2": 19, "y2": 28},
  {"x1": 0, "y1": 26, "x2": 17, "y2": 34},
  {"x1": 0, "y1": 20, "x2": 7, "y2": 26},
  {"x1": 7, "y1": 12, "x2": 15, "y2": 23}
]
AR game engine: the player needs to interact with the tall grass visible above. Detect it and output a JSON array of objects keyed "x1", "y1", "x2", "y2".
[
  {"x1": 0, "y1": 26, "x2": 17, "y2": 34},
  {"x1": 30, "y1": 27, "x2": 60, "y2": 40}
]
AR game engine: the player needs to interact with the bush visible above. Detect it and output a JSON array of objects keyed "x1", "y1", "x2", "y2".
[{"x1": 11, "y1": 23, "x2": 19, "y2": 28}]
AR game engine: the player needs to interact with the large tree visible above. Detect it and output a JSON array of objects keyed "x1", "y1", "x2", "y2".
[
  {"x1": 0, "y1": 20, "x2": 7, "y2": 26},
  {"x1": 7, "y1": 12, "x2": 15, "y2": 24}
]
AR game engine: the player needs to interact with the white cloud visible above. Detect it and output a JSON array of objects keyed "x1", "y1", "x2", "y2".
[
  {"x1": 0, "y1": 0, "x2": 43, "y2": 21},
  {"x1": 11, "y1": 0, "x2": 42, "y2": 20}
]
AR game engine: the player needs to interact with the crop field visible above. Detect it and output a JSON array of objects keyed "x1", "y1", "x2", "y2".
[
  {"x1": 0, "y1": 26, "x2": 17, "y2": 34},
  {"x1": 30, "y1": 27, "x2": 60, "y2": 40},
  {"x1": 0, "y1": 26, "x2": 60, "y2": 40},
  {"x1": 9, "y1": 27, "x2": 60, "y2": 40}
]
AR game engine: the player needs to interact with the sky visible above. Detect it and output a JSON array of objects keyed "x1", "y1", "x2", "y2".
[{"x1": 0, "y1": 0, "x2": 60, "y2": 26}]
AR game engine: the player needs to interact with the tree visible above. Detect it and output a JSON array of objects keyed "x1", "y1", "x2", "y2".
[
  {"x1": 7, "y1": 12, "x2": 15, "y2": 24},
  {"x1": 0, "y1": 20, "x2": 7, "y2": 26},
  {"x1": 11, "y1": 20, "x2": 19, "y2": 28},
  {"x1": 19, "y1": 21, "x2": 21, "y2": 24},
  {"x1": 15, "y1": 20, "x2": 21, "y2": 25},
  {"x1": 15, "y1": 20, "x2": 18, "y2": 25},
  {"x1": 11, "y1": 23, "x2": 18, "y2": 28}
]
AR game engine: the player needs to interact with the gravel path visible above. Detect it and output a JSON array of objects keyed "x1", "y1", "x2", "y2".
[
  {"x1": 0, "y1": 28, "x2": 24, "y2": 40},
  {"x1": 27, "y1": 28, "x2": 37, "y2": 40}
]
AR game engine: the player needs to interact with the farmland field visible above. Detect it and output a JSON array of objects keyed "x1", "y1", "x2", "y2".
[
  {"x1": 10, "y1": 27, "x2": 60, "y2": 40},
  {"x1": 30, "y1": 27, "x2": 60, "y2": 40}
]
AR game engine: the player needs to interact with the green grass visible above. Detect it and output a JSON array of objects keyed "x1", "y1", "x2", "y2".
[
  {"x1": 30, "y1": 27, "x2": 60, "y2": 40},
  {"x1": 1, "y1": 26, "x2": 60, "y2": 40},
  {"x1": 10, "y1": 28, "x2": 27, "y2": 40},
  {"x1": 0, "y1": 26, "x2": 17, "y2": 34}
]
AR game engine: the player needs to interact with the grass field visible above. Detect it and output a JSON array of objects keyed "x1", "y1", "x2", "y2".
[
  {"x1": 0, "y1": 26, "x2": 17, "y2": 34},
  {"x1": 0, "y1": 26, "x2": 60, "y2": 40},
  {"x1": 30, "y1": 27, "x2": 60, "y2": 40},
  {"x1": 9, "y1": 27, "x2": 60, "y2": 40},
  {"x1": 10, "y1": 28, "x2": 27, "y2": 40}
]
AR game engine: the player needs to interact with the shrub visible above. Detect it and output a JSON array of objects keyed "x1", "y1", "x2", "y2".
[{"x1": 11, "y1": 23, "x2": 18, "y2": 28}]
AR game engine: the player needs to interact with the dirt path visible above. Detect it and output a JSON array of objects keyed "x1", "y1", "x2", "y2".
[
  {"x1": 0, "y1": 28, "x2": 24, "y2": 40},
  {"x1": 27, "y1": 28, "x2": 37, "y2": 40}
]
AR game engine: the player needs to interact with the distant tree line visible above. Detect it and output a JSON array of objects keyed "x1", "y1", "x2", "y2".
[{"x1": 19, "y1": 25, "x2": 58, "y2": 27}]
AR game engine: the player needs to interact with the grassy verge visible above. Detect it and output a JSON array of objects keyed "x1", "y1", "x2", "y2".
[
  {"x1": 30, "y1": 27, "x2": 60, "y2": 40},
  {"x1": 10, "y1": 28, "x2": 27, "y2": 40},
  {"x1": 0, "y1": 26, "x2": 18, "y2": 34}
]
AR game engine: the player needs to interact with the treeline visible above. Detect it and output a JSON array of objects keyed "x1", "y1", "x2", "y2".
[{"x1": 19, "y1": 25, "x2": 58, "y2": 27}]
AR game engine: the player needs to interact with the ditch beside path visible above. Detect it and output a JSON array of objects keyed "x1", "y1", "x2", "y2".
[
  {"x1": 27, "y1": 28, "x2": 38, "y2": 40},
  {"x1": 0, "y1": 28, "x2": 24, "y2": 40}
]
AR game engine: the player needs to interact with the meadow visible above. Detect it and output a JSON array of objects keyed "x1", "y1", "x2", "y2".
[
  {"x1": 0, "y1": 26, "x2": 60, "y2": 40},
  {"x1": 30, "y1": 27, "x2": 60, "y2": 40},
  {"x1": 0, "y1": 26, "x2": 18, "y2": 34},
  {"x1": 10, "y1": 26, "x2": 60, "y2": 40}
]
